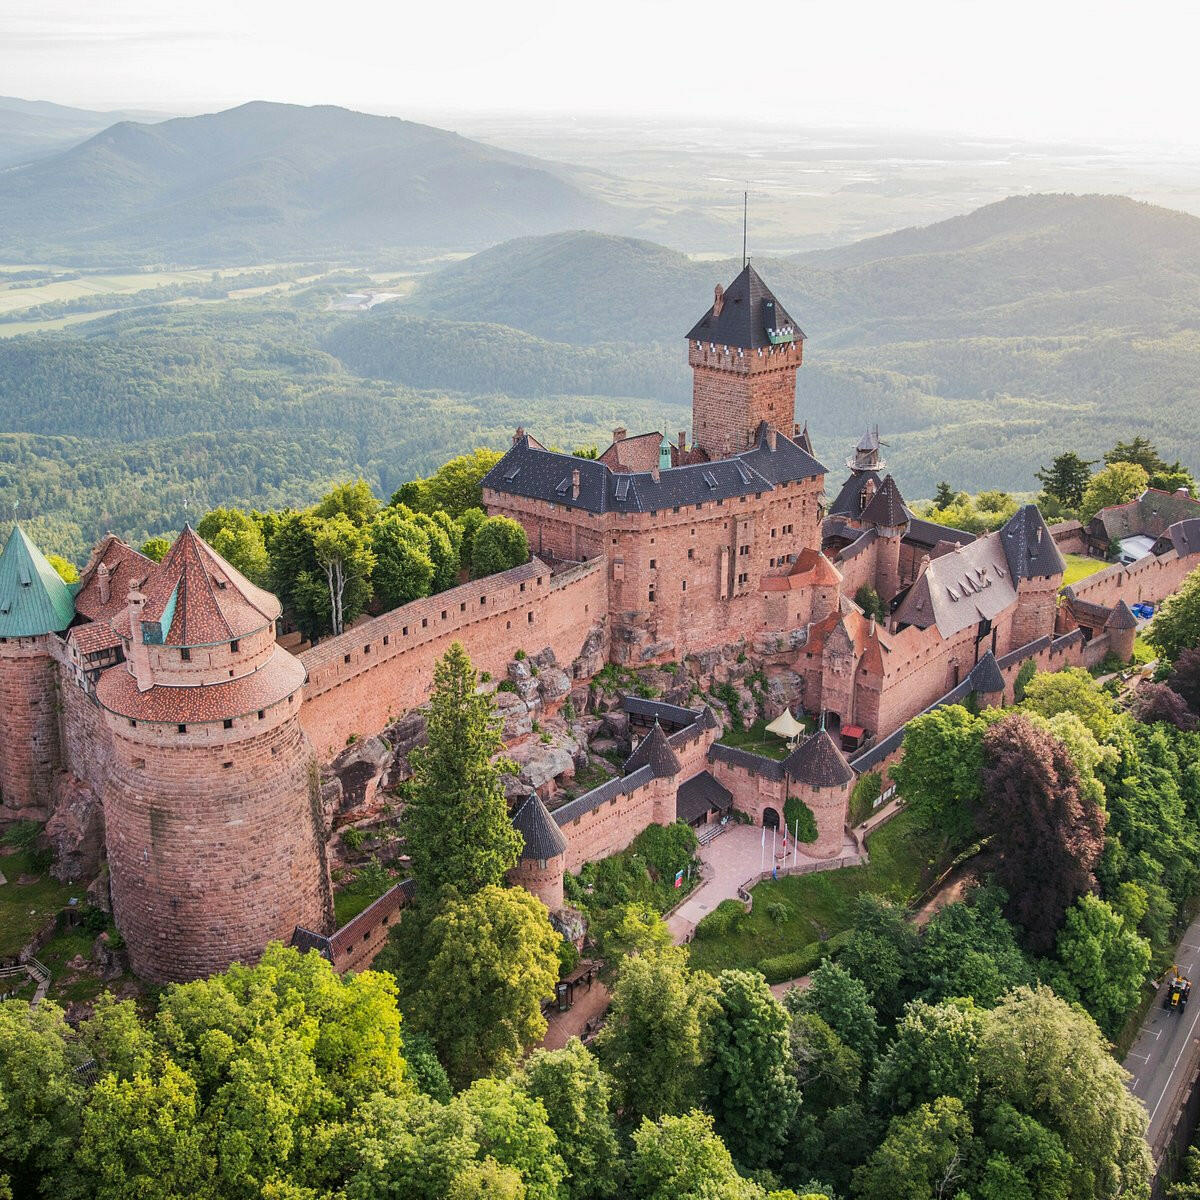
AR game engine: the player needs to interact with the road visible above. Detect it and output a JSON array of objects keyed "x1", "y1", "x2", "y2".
[{"x1": 1125, "y1": 912, "x2": 1200, "y2": 1156}]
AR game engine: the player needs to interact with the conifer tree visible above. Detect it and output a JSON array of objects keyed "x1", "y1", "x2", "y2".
[{"x1": 401, "y1": 642, "x2": 521, "y2": 895}]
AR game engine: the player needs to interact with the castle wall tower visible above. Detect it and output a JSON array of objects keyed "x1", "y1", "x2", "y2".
[
  {"x1": 1000, "y1": 506, "x2": 1067, "y2": 652},
  {"x1": 782, "y1": 730, "x2": 853, "y2": 860},
  {"x1": 96, "y1": 528, "x2": 333, "y2": 983},
  {"x1": 860, "y1": 475, "x2": 911, "y2": 605},
  {"x1": 686, "y1": 265, "x2": 805, "y2": 459},
  {"x1": 0, "y1": 526, "x2": 76, "y2": 821},
  {"x1": 508, "y1": 792, "x2": 567, "y2": 911}
]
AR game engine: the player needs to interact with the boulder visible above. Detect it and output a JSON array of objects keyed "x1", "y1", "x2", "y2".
[
  {"x1": 537, "y1": 667, "x2": 572, "y2": 703},
  {"x1": 765, "y1": 670, "x2": 805, "y2": 718},
  {"x1": 550, "y1": 905, "x2": 588, "y2": 949},
  {"x1": 568, "y1": 683, "x2": 591, "y2": 715},
  {"x1": 380, "y1": 710, "x2": 428, "y2": 790},
  {"x1": 508, "y1": 741, "x2": 576, "y2": 791},
  {"x1": 502, "y1": 710, "x2": 534, "y2": 742},
  {"x1": 639, "y1": 639, "x2": 675, "y2": 662},
  {"x1": 572, "y1": 624, "x2": 608, "y2": 679},
  {"x1": 687, "y1": 647, "x2": 724, "y2": 676},
  {"x1": 663, "y1": 683, "x2": 695, "y2": 708},
  {"x1": 516, "y1": 677, "x2": 541, "y2": 704},
  {"x1": 86, "y1": 871, "x2": 111, "y2": 914},
  {"x1": 532, "y1": 646, "x2": 558, "y2": 669},
  {"x1": 329, "y1": 736, "x2": 391, "y2": 820},
  {"x1": 508, "y1": 658, "x2": 532, "y2": 683},
  {"x1": 45, "y1": 774, "x2": 105, "y2": 883},
  {"x1": 602, "y1": 710, "x2": 630, "y2": 740}
]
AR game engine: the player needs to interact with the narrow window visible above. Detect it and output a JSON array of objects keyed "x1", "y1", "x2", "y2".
[
  {"x1": 181, "y1": 647, "x2": 191, "y2": 662},
  {"x1": 230, "y1": 639, "x2": 239, "y2": 653},
  {"x1": 178, "y1": 724, "x2": 187, "y2": 734},
  {"x1": 223, "y1": 718, "x2": 233, "y2": 730}
]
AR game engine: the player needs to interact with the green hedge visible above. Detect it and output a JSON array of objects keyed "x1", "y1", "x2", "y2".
[
  {"x1": 692, "y1": 898, "x2": 747, "y2": 941},
  {"x1": 757, "y1": 929, "x2": 852, "y2": 984}
]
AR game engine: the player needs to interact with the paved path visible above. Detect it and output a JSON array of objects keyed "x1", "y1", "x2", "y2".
[
  {"x1": 1125, "y1": 912, "x2": 1200, "y2": 1156},
  {"x1": 666, "y1": 824, "x2": 860, "y2": 944}
]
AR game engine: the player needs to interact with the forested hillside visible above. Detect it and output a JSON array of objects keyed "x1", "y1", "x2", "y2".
[{"x1": 0, "y1": 102, "x2": 614, "y2": 263}]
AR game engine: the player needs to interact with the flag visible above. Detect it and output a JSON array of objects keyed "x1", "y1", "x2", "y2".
[{"x1": 674, "y1": 869, "x2": 684, "y2": 889}]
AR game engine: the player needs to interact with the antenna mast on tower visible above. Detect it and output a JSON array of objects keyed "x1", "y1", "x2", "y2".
[{"x1": 742, "y1": 190, "x2": 748, "y2": 267}]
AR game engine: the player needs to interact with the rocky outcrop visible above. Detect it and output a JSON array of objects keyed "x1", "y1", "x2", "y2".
[
  {"x1": 328, "y1": 736, "x2": 391, "y2": 823},
  {"x1": 45, "y1": 773, "x2": 104, "y2": 883},
  {"x1": 573, "y1": 624, "x2": 607, "y2": 679}
]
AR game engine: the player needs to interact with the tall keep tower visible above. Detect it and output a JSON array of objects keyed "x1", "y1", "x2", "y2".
[
  {"x1": 96, "y1": 528, "x2": 333, "y2": 982},
  {"x1": 0, "y1": 526, "x2": 76, "y2": 821},
  {"x1": 686, "y1": 264, "x2": 805, "y2": 459}
]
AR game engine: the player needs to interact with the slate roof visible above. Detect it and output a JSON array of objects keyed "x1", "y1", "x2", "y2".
[
  {"x1": 553, "y1": 765, "x2": 655, "y2": 826},
  {"x1": 685, "y1": 264, "x2": 804, "y2": 350},
  {"x1": 676, "y1": 771, "x2": 733, "y2": 824},
  {"x1": 707, "y1": 741, "x2": 786, "y2": 781},
  {"x1": 0, "y1": 525, "x2": 76, "y2": 637},
  {"x1": 827, "y1": 469, "x2": 880, "y2": 519},
  {"x1": 905, "y1": 516, "x2": 975, "y2": 551},
  {"x1": 623, "y1": 721, "x2": 683, "y2": 777},
  {"x1": 512, "y1": 792, "x2": 568, "y2": 860},
  {"x1": 861, "y1": 475, "x2": 909, "y2": 529},
  {"x1": 970, "y1": 651, "x2": 1005, "y2": 694},
  {"x1": 620, "y1": 695, "x2": 702, "y2": 728},
  {"x1": 484, "y1": 425, "x2": 825, "y2": 516},
  {"x1": 783, "y1": 730, "x2": 855, "y2": 787},
  {"x1": 1091, "y1": 489, "x2": 1200, "y2": 542},
  {"x1": 1000, "y1": 505, "x2": 1065, "y2": 581},
  {"x1": 131, "y1": 527, "x2": 281, "y2": 647},
  {"x1": 795, "y1": 423, "x2": 815, "y2": 456},
  {"x1": 1106, "y1": 600, "x2": 1138, "y2": 631},
  {"x1": 96, "y1": 644, "x2": 304, "y2": 724},
  {"x1": 836, "y1": 529, "x2": 878, "y2": 561},
  {"x1": 1157, "y1": 518, "x2": 1200, "y2": 558}
]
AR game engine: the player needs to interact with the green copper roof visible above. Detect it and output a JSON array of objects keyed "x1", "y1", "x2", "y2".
[{"x1": 0, "y1": 525, "x2": 76, "y2": 637}]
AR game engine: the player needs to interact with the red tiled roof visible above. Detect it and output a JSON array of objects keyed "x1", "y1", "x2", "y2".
[
  {"x1": 96, "y1": 645, "x2": 304, "y2": 724},
  {"x1": 139, "y1": 527, "x2": 280, "y2": 647},
  {"x1": 74, "y1": 536, "x2": 154, "y2": 623},
  {"x1": 68, "y1": 620, "x2": 122, "y2": 656},
  {"x1": 600, "y1": 431, "x2": 663, "y2": 474}
]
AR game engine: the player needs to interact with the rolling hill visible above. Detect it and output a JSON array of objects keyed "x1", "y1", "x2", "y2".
[
  {"x1": 0, "y1": 102, "x2": 617, "y2": 263},
  {"x1": 0, "y1": 96, "x2": 174, "y2": 169}
]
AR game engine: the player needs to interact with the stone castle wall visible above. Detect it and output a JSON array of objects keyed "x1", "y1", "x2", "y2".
[
  {"x1": 1068, "y1": 548, "x2": 1199, "y2": 611},
  {"x1": 688, "y1": 341, "x2": 802, "y2": 456},
  {"x1": 58, "y1": 674, "x2": 113, "y2": 799},
  {"x1": 0, "y1": 636, "x2": 62, "y2": 821},
  {"x1": 299, "y1": 557, "x2": 608, "y2": 758},
  {"x1": 104, "y1": 705, "x2": 332, "y2": 983}
]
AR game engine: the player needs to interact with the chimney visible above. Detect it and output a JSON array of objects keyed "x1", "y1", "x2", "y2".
[
  {"x1": 651, "y1": 465, "x2": 660, "y2": 483},
  {"x1": 868, "y1": 615, "x2": 876, "y2": 638},
  {"x1": 125, "y1": 585, "x2": 154, "y2": 693},
  {"x1": 678, "y1": 431, "x2": 687, "y2": 453},
  {"x1": 767, "y1": 427, "x2": 777, "y2": 451},
  {"x1": 1179, "y1": 487, "x2": 1192, "y2": 498},
  {"x1": 571, "y1": 468, "x2": 581, "y2": 500},
  {"x1": 916, "y1": 553, "x2": 931, "y2": 581},
  {"x1": 97, "y1": 561, "x2": 111, "y2": 607},
  {"x1": 512, "y1": 426, "x2": 525, "y2": 446},
  {"x1": 712, "y1": 283, "x2": 725, "y2": 318},
  {"x1": 612, "y1": 427, "x2": 627, "y2": 443}
]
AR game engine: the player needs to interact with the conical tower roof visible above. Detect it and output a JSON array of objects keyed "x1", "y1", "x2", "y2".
[
  {"x1": 1106, "y1": 599, "x2": 1138, "y2": 631},
  {"x1": 861, "y1": 474, "x2": 908, "y2": 529},
  {"x1": 0, "y1": 525, "x2": 76, "y2": 637},
  {"x1": 784, "y1": 730, "x2": 854, "y2": 788},
  {"x1": 623, "y1": 720, "x2": 683, "y2": 778},
  {"x1": 512, "y1": 792, "x2": 567, "y2": 860},
  {"x1": 686, "y1": 264, "x2": 804, "y2": 350}
]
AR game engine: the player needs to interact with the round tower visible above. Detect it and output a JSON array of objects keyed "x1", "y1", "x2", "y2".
[
  {"x1": 508, "y1": 792, "x2": 567, "y2": 911},
  {"x1": 860, "y1": 474, "x2": 910, "y2": 605},
  {"x1": 783, "y1": 730, "x2": 854, "y2": 860},
  {"x1": 96, "y1": 528, "x2": 333, "y2": 983},
  {"x1": 0, "y1": 526, "x2": 75, "y2": 822}
]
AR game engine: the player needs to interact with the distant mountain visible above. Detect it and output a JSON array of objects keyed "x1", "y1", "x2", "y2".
[
  {"x1": 0, "y1": 96, "x2": 173, "y2": 169},
  {"x1": 409, "y1": 194, "x2": 1200, "y2": 492},
  {"x1": 0, "y1": 102, "x2": 616, "y2": 262}
]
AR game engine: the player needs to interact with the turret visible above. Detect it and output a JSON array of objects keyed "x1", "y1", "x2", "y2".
[
  {"x1": 0, "y1": 525, "x2": 75, "y2": 820},
  {"x1": 860, "y1": 474, "x2": 910, "y2": 604},
  {"x1": 686, "y1": 265, "x2": 806, "y2": 459},
  {"x1": 508, "y1": 792, "x2": 568, "y2": 910},
  {"x1": 782, "y1": 730, "x2": 854, "y2": 859},
  {"x1": 96, "y1": 527, "x2": 333, "y2": 982}
]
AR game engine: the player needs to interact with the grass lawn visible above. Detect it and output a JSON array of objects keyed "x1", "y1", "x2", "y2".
[
  {"x1": 333, "y1": 869, "x2": 398, "y2": 927},
  {"x1": 687, "y1": 808, "x2": 947, "y2": 974},
  {"x1": 717, "y1": 716, "x2": 813, "y2": 761},
  {"x1": 1061, "y1": 553, "x2": 1110, "y2": 588},
  {"x1": 0, "y1": 851, "x2": 79, "y2": 958}
]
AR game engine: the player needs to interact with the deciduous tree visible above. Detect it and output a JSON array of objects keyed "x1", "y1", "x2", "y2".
[
  {"x1": 1080, "y1": 461, "x2": 1149, "y2": 524},
  {"x1": 1149, "y1": 565, "x2": 1200, "y2": 665},
  {"x1": 852, "y1": 1096, "x2": 974, "y2": 1200},
  {"x1": 471, "y1": 515, "x2": 530, "y2": 579},
  {"x1": 796, "y1": 961, "x2": 881, "y2": 1068},
  {"x1": 312, "y1": 510, "x2": 375, "y2": 636},
  {"x1": 370, "y1": 509, "x2": 435, "y2": 609},
  {"x1": 630, "y1": 1110, "x2": 758, "y2": 1200},
  {"x1": 869, "y1": 999, "x2": 984, "y2": 1114}
]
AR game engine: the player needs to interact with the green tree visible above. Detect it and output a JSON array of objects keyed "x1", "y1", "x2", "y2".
[
  {"x1": 371, "y1": 509, "x2": 435, "y2": 609},
  {"x1": 457, "y1": 506, "x2": 487, "y2": 575},
  {"x1": 1021, "y1": 666, "x2": 1119, "y2": 742},
  {"x1": 314, "y1": 478, "x2": 380, "y2": 527},
  {"x1": 933, "y1": 481, "x2": 955, "y2": 508},
  {"x1": 592, "y1": 902, "x2": 672, "y2": 963},
  {"x1": 517, "y1": 1039, "x2": 621, "y2": 1200},
  {"x1": 870, "y1": 999, "x2": 985, "y2": 1114},
  {"x1": 140, "y1": 535, "x2": 171, "y2": 562},
  {"x1": 630, "y1": 1110, "x2": 758, "y2": 1200},
  {"x1": 704, "y1": 970, "x2": 799, "y2": 1166},
  {"x1": 312, "y1": 511, "x2": 375, "y2": 636},
  {"x1": 399, "y1": 642, "x2": 521, "y2": 895},
  {"x1": 596, "y1": 948, "x2": 717, "y2": 1122},
  {"x1": 889, "y1": 704, "x2": 984, "y2": 845},
  {"x1": 197, "y1": 507, "x2": 269, "y2": 585},
  {"x1": 451, "y1": 1077, "x2": 565, "y2": 1200},
  {"x1": 471, "y1": 515, "x2": 530, "y2": 579},
  {"x1": 412, "y1": 511, "x2": 460, "y2": 592},
  {"x1": 1080, "y1": 461, "x2": 1150, "y2": 524},
  {"x1": 408, "y1": 449, "x2": 504, "y2": 518},
  {"x1": 401, "y1": 885, "x2": 560, "y2": 1089},
  {"x1": 788, "y1": 1012, "x2": 861, "y2": 1115},
  {"x1": 978, "y1": 986, "x2": 1151, "y2": 1200},
  {"x1": 1035, "y1": 451, "x2": 1097, "y2": 510},
  {"x1": 46, "y1": 552, "x2": 78, "y2": 584},
  {"x1": 1105, "y1": 437, "x2": 1169, "y2": 477},
  {"x1": 1054, "y1": 895, "x2": 1151, "y2": 1037},
  {"x1": 1148, "y1": 564, "x2": 1200, "y2": 665},
  {"x1": 852, "y1": 1096, "x2": 974, "y2": 1200},
  {"x1": 797, "y1": 961, "x2": 881, "y2": 1068},
  {"x1": 836, "y1": 895, "x2": 919, "y2": 1021},
  {"x1": 854, "y1": 584, "x2": 886, "y2": 622}
]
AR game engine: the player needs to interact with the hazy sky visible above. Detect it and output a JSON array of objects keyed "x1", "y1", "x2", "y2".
[{"x1": 2, "y1": 0, "x2": 1197, "y2": 144}]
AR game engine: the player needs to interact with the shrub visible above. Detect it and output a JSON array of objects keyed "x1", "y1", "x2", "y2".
[
  {"x1": 694, "y1": 898, "x2": 746, "y2": 940},
  {"x1": 515, "y1": 649, "x2": 527, "y2": 661},
  {"x1": 757, "y1": 931, "x2": 852, "y2": 984},
  {"x1": 340, "y1": 827, "x2": 367, "y2": 851},
  {"x1": 784, "y1": 794, "x2": 819, "y2": 842},
  {"x1": 766, "y1": 900, "x2": 793, "y2": 924},
  {"x1": 557, "y1": 936, "x2": 580, "y2": 979},
  {"x1": 497, "y1": 679, "x2": 517, "y2": 693},
  {"x1": 1014, "y1": 659, "x2": 1037, "y2": 703},
  {"x1": 849, "y1": 771, "x2": 882, "y2": 826}
]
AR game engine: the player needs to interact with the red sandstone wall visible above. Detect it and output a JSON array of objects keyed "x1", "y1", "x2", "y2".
[
  {"x1": 104, "y1": 711, "x2": 332, "y2": 983},
  {"x1": 688, "y1": 341, "x2": 802, "y2": 456},
  {"x1": 1049, "y1": 521, "x2": 1088, "y2": 555},
  {"x1": 1069, "y1": 550, "x2": 1199, "y2": 611},
  {"x1": 58, "y1": 675, "x2": 113, "y2": 798},
  {"x1": 299, "y1": 558, "x2": 607, "y2": 759},
  {"x1": 0, "y1": 638, "x2": 63, "y2": 821},
  {"x1": 558, "y1": 779, "x2": 664, "y2": 873}
]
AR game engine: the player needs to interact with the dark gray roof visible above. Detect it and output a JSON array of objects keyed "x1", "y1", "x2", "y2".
[
  {"x1": 708, "y1": 741, "x2": 786, "y2": 781},
  {"x1": 553, "y1": 764, "x2": 654, "y2": 826},
  {"x1": 796, "y1": 423, "x2": 814, "y2": 455},
  {"x1": 623, "y1": 721, "x2": 683, "y2": 777},
  {"x1": 1161, "y1": 518, "x2": 1200, "y2": 557},
  {"x1": 484, "y1": 425, "x2": 825, "y2": 516},
  {"x1": 996, "y1": 634, "x2": 1052, "y2": 670},
  {"x1": 1000, "y1": 505, "x2": 1065, "y2": 580},
  {"x1": 784, "y1": 730, "x2": 855, "y2": 788},
  {"x1": 827, "y1": 469, "x2": 879, "y2": 519},
  {"x1": 1106, "y1": 600, "x2": 1138, "y2": 631},
  {"x1": 970, "y1": 651, "x2": 1005, "y2": 694},
  {"x1": 621, "y1": 695, "x2": 701, "y2": 728},
  {"x1": 905, "y1": 516, "x2": 975, "y2": 551},
  {"x1": 861, "y1": 475, "x2": 908, "y2": 529},
  {"x1": 676, "y1": 771, "x2": 733, "y2": 823},
  {"x1": 686, "y1": 264, "x2": 804, "y2": 350},
  {"x1": 836, "y1": 529, "x2": 878, "y2": 561},
  {"x1": 513, "y1": 792, "x2": 568, "y2": 860}
]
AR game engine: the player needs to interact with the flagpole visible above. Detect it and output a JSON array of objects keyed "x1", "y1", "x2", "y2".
[
  {"x1": 760, "y1": 822, "x2": 765, "y2": 874},
  {"x1": 793, "y1": 819, "x2": 798, "y2": 867},
  {"x1": 772, "y1": 824, "x2": 777, "y2": 865}
]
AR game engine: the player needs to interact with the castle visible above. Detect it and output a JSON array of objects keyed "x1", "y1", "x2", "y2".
[{"x1": 3, "y1": 261, "x2": 1198, "y2": 982}]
